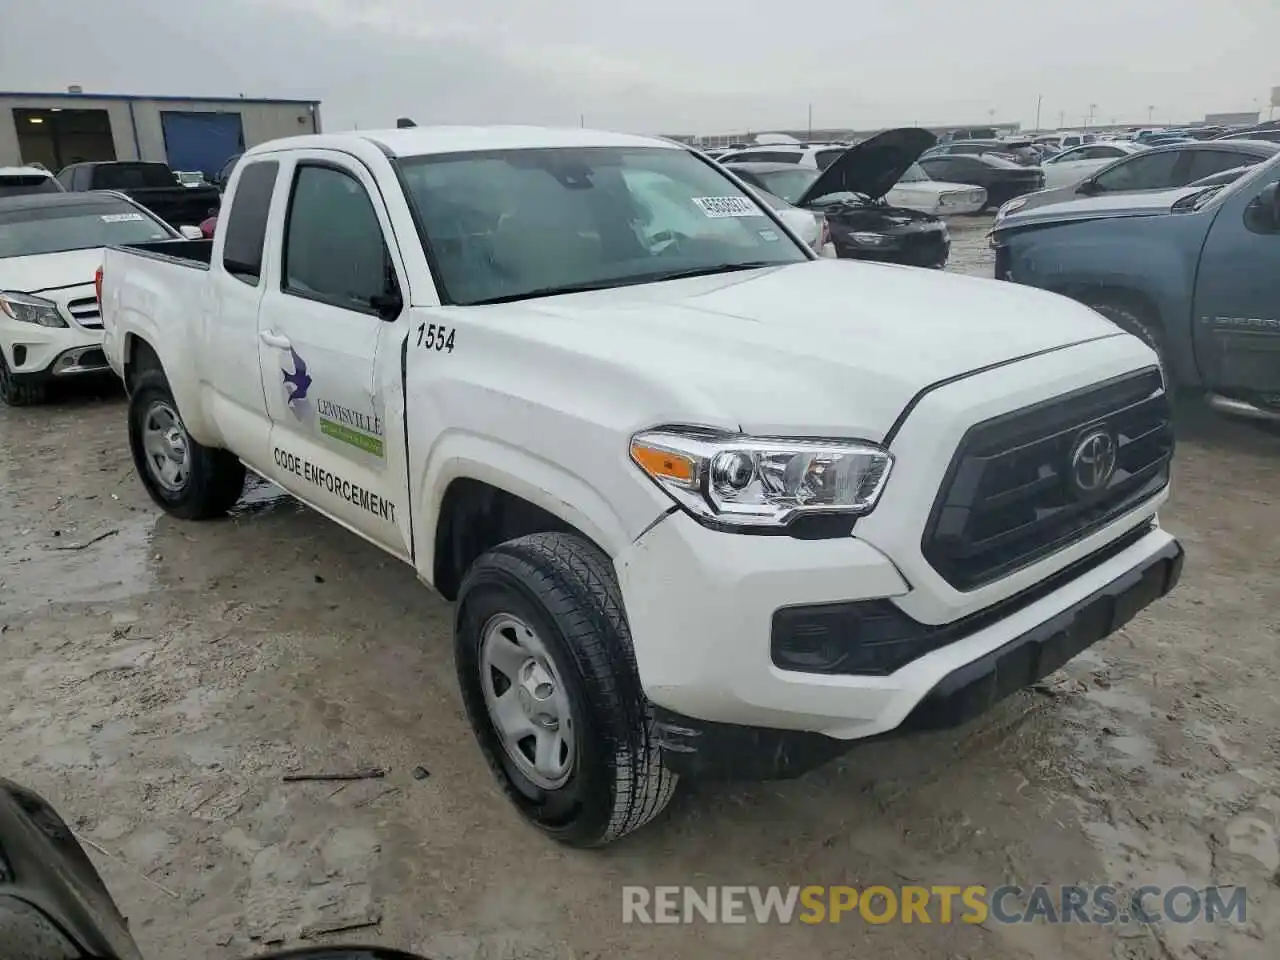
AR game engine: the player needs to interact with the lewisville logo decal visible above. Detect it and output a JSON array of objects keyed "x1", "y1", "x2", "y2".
[
  {"x1": 280, "y1": 348, "x2": 384, "y2": 456},
  {"x1": 282, "y1": 347, "x2": 312, "y2": 416},
  {"x1": 316, "y1": 399, "x2": 384, "y2": 457}
]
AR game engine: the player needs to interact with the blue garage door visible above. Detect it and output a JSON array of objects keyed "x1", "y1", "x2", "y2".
[{"x1": 160, "y1": 111, "x2": 245, "y2": 179}]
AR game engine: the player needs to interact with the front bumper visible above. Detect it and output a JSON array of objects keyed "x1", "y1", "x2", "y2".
[
  {"x1": 1, "y1": 321, "x2": 107, "y2": 380},
  {"x1": 646, "y1": 533, "x2": 1182, "y2": 780},
  {"x1": 617, "y1": 506, "x2": 1180, "y2": 779}
]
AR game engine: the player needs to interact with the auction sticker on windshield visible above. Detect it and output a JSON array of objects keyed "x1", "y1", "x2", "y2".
[
  {"x1": 693, "y1": 196, "x2": 760, "y2": 218},
  {"x1": 100, "y1": 213, "x2": 146, "y2": 223}
]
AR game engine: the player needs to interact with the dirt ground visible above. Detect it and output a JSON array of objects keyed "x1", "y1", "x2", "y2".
[{"x1": 2, "y1": 218, "x2": 1277, "y2": 960}]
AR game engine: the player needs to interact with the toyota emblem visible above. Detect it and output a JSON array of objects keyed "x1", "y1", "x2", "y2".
[{"x1": 1070, "y1": 429, "x2": 1118, "y2": 494}]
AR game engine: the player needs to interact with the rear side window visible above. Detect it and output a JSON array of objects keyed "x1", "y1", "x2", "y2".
[
  {"x1": 0, "y1": 175, "x2": 59, "y2": 198},
  {"x1": 221, "y1": 160, "x2": 279, "y2": 285},
  {"x1": 814, "y1": 149, "x2": 846, "y2": 170},
  {"x1": 282, "y1": 164, "x2": 391, "y2": 312}
]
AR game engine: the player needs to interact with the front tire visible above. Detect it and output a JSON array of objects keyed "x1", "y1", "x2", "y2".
[
  {"x1": 128, "y1": 369, "x2": 245, "y2": 519},
  {"x1": 1081, "y1": 296, "x2": 1175, "y2": 392},
  {"x1": 0, "y1": 352, "x2": 47, "y2": 406},
  {"x1": 455, "y1": 532, "x2": 677, "y2": 846}
]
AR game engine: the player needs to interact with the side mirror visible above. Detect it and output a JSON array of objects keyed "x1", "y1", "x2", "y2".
[
  {"x1": 1245, "y1": 181, "x2": 1280, "y2": 232},
  {"x1": 1077, "y1": 178, "x2": 1101, "y2": 196},
  {"x1": 178, "y1": 224, "x2": 204, "y2": 240},
  {"x1": 370, "y1": 290, "x2": 403, "y2": 321}
]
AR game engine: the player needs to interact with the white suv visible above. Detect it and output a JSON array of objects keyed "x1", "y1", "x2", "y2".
[{"x1": 0, "y1": 166, "x2": 63, "y2": 198}]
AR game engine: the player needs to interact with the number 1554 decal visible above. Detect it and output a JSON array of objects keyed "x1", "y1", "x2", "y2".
[{"x1": 415, "y1": 323, "x2": 456, "y2": 353}]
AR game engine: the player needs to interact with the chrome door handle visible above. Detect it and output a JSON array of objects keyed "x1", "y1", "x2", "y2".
[{"x1": 260, "y1": 331, "x2": 292, "y2": 349}]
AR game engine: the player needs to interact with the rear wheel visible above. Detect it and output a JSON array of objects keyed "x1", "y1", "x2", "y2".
[
  {"x1": 128, "y1": 369, "x2": 244, "y2": 518},
  {"x1": 0, "y1": 352, "x2": 47, "y2": 406},
  {"x1": 455, "y1": 532, "x2": 677, "y2": 846}
]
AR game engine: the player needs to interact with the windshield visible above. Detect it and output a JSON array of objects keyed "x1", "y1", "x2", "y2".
[
  {"x1": 898, "y1": 163, "x2": 930, "y2": 183},
  {"x1": 748, "y1": 167, "x2": 820, "y2": 204},
  {"x1": 90, "y1": 163, "x2": 178, "y2": 190},
  {"x1": 398, "y1": 146, "x2": 807, "y2": 305},
  {"x1": 0, "y1": 201, "x2": 174, "y2": 258},
  {"x1": 0, "y1": 175, "x2": 60, "y2": 198}
]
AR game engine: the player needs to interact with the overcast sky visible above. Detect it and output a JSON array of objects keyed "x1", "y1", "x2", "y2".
[{"x1": 2, "y1": 0, "x2": 1276, "y2": 134}]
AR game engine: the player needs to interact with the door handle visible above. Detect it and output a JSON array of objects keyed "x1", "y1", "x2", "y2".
[{"x1": 260, "y1": 331, "x2": 292, "y2": 349}]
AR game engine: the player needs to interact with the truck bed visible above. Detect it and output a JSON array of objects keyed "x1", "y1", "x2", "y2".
[{"x1": 115, "y1": 238, "x2": 213, "y2": 269}]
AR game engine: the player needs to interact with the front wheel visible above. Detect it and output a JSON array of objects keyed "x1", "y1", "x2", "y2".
[
  {"x1": 455, "y1": 533, "x2": 677, "y2": 846},
  {"x1": 1081, "y1": 297, "x2": 1175, "y2": 392},
  {"x1": 0, "y1": 352, "x2": 47, "y2": 406},
  {"x1": 128, "y1": 369, "x2": 245, "y2": 519}
]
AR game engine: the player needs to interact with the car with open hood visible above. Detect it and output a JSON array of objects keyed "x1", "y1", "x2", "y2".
[{"x1": 725, "y1": 128, "x2": 954, "y2": 267}]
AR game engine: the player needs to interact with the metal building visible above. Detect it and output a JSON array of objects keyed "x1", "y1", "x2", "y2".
[{"x1": 0, "y1": 90, "x2": 322, "y2": 178}]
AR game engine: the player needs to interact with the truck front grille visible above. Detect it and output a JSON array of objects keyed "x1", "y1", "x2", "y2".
[
  {"x1": 66, "y1": 297, "x2": 102, "y2": 329},
  {"x1": 922, "y1": 367, "x2": 1172, "y2": 591}
]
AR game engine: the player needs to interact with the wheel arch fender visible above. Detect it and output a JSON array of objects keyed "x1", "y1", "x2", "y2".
[
  {"x1": 121, "y1": 330, "x2": 224, "y2": 446},
  {"x1": 415, "y1": 430, "x2": 637, "y2": 590}
]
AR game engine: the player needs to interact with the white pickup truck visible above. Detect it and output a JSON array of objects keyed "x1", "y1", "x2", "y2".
[{"x1": 100, "y1": 126, "x2": 1184, "y2": 847}]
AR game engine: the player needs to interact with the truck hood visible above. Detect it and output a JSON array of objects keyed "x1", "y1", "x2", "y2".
[
  {"x1": 0, "y1": 249, "x2": 104, "y2": 295},
  {"x1": 467, "y1": 258, "x2": 1121, "y2": 441},
  {"x1": 993, "y1": 185, "x2": 1201, "y2": 232}
]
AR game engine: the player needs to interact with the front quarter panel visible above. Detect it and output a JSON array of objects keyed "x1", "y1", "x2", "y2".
[
  {"x1": 997, "y1": 214, "x2": 1206, "y2": 385},
  {"x1": 403, "y1": 308, "x2": 691, "y2": 585}
]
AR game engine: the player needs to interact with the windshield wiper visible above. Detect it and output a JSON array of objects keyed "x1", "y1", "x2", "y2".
[{"x1": 469, "y1": 262, "x2": 782, "y2": 305}]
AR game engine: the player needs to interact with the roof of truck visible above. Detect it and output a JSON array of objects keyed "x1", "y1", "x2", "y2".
[{"x1": 248, "y1": 126, "x2": 680, "y2": 160}]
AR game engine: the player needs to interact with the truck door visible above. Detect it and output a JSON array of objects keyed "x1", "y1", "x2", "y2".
[
  {"x1": 1191, "y1": 171, "x2": 1280, "y2": 398},
  {"x1": 204, "y1": 157, "x2": 282, "y2": 469},
  {"x1": 257, "y1": 153, "x2": 413, "y2": 559}
]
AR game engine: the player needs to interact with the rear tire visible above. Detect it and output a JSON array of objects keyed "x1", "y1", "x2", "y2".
[
  {"x1": 0, "y1": 352, "x2": 47, "y2": 406},
  {"x1": 128, "y1": 369, "x2": 244, "y2": 519},
  {"x1": 1080, "y1": 296, "x2": 1175, "y2": 392},
  {"x1": 455, "y1": 532, "x2": 677, "y2": 847}
]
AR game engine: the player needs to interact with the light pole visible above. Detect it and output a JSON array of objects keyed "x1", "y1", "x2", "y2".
[
  {"x1": 1034, "y1": 94, "x2": 1042, "y2": 131},
  {"x1": 1147, "y1": 105, "x2": 1155, "y2": 124}
]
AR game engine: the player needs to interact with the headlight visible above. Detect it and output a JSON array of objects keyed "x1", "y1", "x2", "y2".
[
  {"x1": 996, "y1": 197, "x2": 1028, "y2": 220},
  {"x1": 630, "y1": 429, "x2": 893, "y2": 529},
  {"x1": 848, "y1": 231, "x2": 893, "y2": 247},
  {"x1": 0, "y1": 291, "x2": 67, "y2": 328}
]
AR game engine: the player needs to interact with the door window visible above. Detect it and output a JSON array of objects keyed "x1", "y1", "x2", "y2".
[
  {"x1": 1186, "y1": 150, "x2": 1258, "y2": 182},
  {"x1": 1092, "y1": 152, "x2": 1181, "y2": 192},
  {"x1": 220, "y1": 160, "x2": 279, "y2": 285},
  {"x1": 282, "y1": 164, "x2": 395, "y2": 313}
]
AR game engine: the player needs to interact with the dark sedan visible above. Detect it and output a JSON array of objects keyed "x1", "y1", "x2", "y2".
[
  {"x1": 993, "y1": 139, "x2": 1280, "y2": 219},
  {"x1": 916, "y1": 154, "x2": 1045, "y2": 210},
  {"x1": 921, "y1": 139, "x2": 1041, "y2": 165}
]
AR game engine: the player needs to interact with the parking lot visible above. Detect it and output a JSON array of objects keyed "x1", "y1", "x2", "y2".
[{"x1": 1, "y1": 216, "x2": 1277, "y2": 960}]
